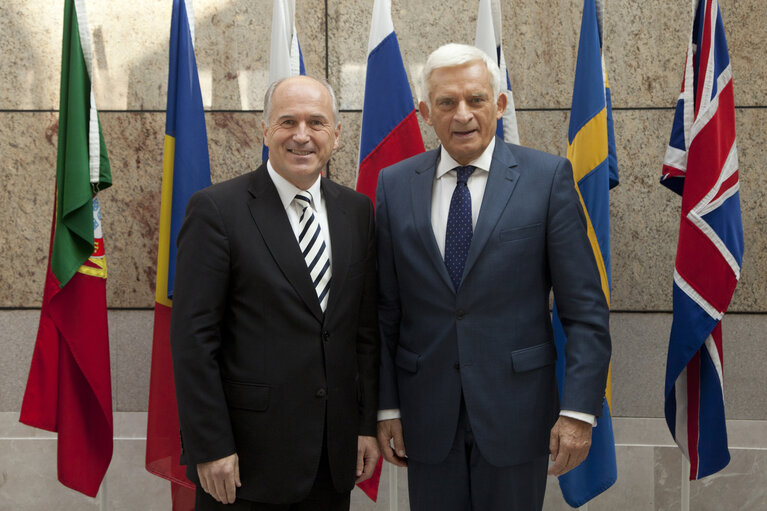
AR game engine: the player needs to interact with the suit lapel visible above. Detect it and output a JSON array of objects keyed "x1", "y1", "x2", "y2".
[
  {"x1": 463, "y1": 140, "x2": 520, "y2": 282},
  {"x1": 247, "y1": 166, "x2": 324, "y2": 322},
  {"x1": 322, "y1": 178, "x2": 349, "y2": 316},
  {"x1": 411, "y1": 150, "x2": 455, "y2": 293}
]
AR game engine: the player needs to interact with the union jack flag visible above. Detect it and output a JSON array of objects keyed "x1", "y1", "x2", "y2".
[{"x1": 661, "y1": 0, "x2": 743, "y2": 480}]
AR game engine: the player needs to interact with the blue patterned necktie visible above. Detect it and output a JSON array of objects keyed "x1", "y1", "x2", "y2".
[
  {"x1": 444, "y1": 165, "x2": 475, "y2": 290},
  {"x1": 294, "y1": 191, "x2": 331, "y2": 311}
]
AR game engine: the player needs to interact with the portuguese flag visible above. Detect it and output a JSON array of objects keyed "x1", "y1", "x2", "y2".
[{"x1": 19, "y1": 0, "x2": 113, "y2": 498}]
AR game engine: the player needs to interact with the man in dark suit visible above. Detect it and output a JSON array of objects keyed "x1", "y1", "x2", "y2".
[
  {"x1": 171, "y1": 75, "x2": 380, "y2": 510},
  {"x1": 375, "y1": 43, "x2": 611, "y2": 510}
]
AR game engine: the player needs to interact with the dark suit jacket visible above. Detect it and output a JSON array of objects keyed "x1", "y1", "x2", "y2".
[
  {"x1": 376, "y1": 138, "x2": 611, "y2": 467},
  {"x1": 171, "y1": 164, "x2": 379, "y2": 504}
]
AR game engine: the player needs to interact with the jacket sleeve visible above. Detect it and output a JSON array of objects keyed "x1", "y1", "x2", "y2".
[
  {"x1": 546, "y1": 158, "x2": 612, "y2": 416},
  {"x1": 355, "y1": 198, "x2": 381, "y2": 436},
  {"x1": 170, "y1": 190, "x2": 237, "y2": 465},
  {"x1": 375, "y1": 170, "x2": 402, "y2": 412}
]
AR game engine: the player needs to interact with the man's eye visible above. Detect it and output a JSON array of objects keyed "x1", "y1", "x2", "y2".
[
  {"x1": 471, "y1": 97, "x2": 485, "y2": 104},
  {"x1": 281, "y1": 120, "x2": 295, "y2": 126}
]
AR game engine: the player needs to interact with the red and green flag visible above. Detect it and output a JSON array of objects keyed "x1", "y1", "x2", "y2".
[{"x1": 19, "y1": 0, "x2": 113, "y2": 498}]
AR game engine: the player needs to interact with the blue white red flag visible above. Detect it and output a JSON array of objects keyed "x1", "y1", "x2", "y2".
[
  {"x1": 661, "y1": 0, "x2": 743, "y2": 480},
  {"x1": 355, "y1": 0, "x2": 424, "y2": 500},
  {"x1": 355, "y1": 0, "x2": 424, "y2": 206},
  {"x1": 146, "y1": 1, "x2": 211, "y2": 509},
  {"x1": 262, "y1": 0, "x2": 305, "y2": 162},
  {"x1": 554, "y1": 0, "x2": 618, "y2": 506},
  {"x1": 474, "y1": 0, "x2": 519, "y2": 143}
]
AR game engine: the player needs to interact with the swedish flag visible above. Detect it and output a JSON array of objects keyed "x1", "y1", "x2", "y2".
[{"x1": 552, "y1": 0, "x2": 619, "y2": 506}]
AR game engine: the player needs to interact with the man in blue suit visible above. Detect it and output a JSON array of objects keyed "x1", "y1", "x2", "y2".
[{"x1": 375, "y1": 43, "x2": 611, "y2": 510}]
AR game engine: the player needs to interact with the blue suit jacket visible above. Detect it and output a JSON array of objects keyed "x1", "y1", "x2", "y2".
[{"x1": 376, "y1": 138, "x2": 611, "y2": 466}]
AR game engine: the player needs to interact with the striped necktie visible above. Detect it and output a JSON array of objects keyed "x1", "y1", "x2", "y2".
[{"x1": 294, "y1": 191, "x2": 331, "y2": 312}]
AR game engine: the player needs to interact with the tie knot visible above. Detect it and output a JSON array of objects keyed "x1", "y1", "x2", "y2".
[
  {"x1": 294, "y1": 191, "x2": 313, "y2": 211},
  {"x1": 455, "y1": 165, "x2": 475, "y2": 185}
]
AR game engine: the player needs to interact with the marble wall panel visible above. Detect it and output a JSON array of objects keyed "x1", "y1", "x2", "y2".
[
  {"x1": 728, "y1": 0, "x2": 767, "y2": 106},
  {"x1": 0, "y1": 312, "x2": 41, "y2": 412},
  {"x1": 112, "y1": 310, "x2": 154, "y2": 412},
  {"x1": 609, "y1": 108, "x2": 767, "y2": 312},
  {"x1": 609, "y1": 312, "x2": 670, "y2": 418},
  {"x1": 1, "y1": 0, "x2": 326, "y2": 111},
  {"x1": 0, "y1": 113, "x2": 58, "y2": 307}
]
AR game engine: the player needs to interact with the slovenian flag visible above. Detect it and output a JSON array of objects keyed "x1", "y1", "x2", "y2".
[
  {"x1": 145, "y1": 1, "x2": 211, "y2": 509},
  {"x1": 20, "y1": 0, "x2": 113, "y2": 497},
  {"x1": 354, "y1": 0, "x2": 424, "y2": 500},
  {"x1": 553, "y1": 0, "x2": 619, "y2": 506},
  {"x1": 262, "y1": 0, "x2": 305, "y2": 162},
  {"x1": 474, "y1": 0, "x2": 519, "y2": 144}
]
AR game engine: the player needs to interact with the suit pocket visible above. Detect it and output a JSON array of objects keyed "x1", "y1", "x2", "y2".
[
  {"x1": 499, "y1": 223, "x2": 543, "y2": 243},
  {"x1": 510, "y1": 342, "x2": 557, "y2": 373},
  {"x1": 223, "y1": 381, "x2": 270, "y2": 411},
  {"x1": 395, "y1": 346, "x2": 420, "y2": 373}
]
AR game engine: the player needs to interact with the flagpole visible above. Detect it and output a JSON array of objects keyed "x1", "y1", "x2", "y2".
[
  {"x1": 99, "y1": 481, "x2": 107, "y2": 510},
  {"x1": 389, "y1": 463, "x2": 398, "y2": 511},
  {"x1": 681, "y1": 455, "x2": 690, "y2": 511}
]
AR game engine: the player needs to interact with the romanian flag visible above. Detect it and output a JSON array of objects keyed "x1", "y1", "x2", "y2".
[
  {"x1": 262, "y1": 0, "x2": 305, "y2": 162},
  {"x1": 474, "y1": 0, "x2": 519, "y2": 144},
  {"x1": 553, "y1": 0, "x2": 619, "y2": 506},
  {"x1": 145, "y1": 1, "x2": 211, "y2": 509},
  {"x1": 355, "y1": 0, "x2": 424, "y2": 500},
  {"x1": 20, "y1": 0, "x2": 113, "y2": 497}
]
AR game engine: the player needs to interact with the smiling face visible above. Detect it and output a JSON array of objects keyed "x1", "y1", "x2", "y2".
[
  {"x1": 419, "y1": 60, "x2": 506, "y2": 165},
  {"x1": 262, "y1": 76, "x2": 341, "y2": 190}
]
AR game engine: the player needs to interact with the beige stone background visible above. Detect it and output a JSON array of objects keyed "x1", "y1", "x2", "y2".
[{"x1": 1, "y1": 0, "x2": 766, "y2": 509}]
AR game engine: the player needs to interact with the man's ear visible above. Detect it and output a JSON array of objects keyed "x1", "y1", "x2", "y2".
[
  {"x1": 496, "y1": 92, "x2": 508, "y2": 120},
  {"x1": 261, "y1": 120, "x2": 269, "y2": 147},
  {"x1": 333, "y1": 122, "x2": 341, "y2": 150},
  {"x1": 419, "y1": 101, "x2": 433, "y2": 126}
]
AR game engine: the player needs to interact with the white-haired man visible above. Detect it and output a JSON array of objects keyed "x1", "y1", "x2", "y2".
[{"x1": 375, "y1": 43, "x2": 611, "y2": 509}]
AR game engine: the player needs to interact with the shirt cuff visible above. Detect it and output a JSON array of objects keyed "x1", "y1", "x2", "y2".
[
  {"x1": 560, "y1": 410, "x2": 596, "y2": 426},
  {"x1": 377, "y1": 409, "x2": 401, "y2": 421}
]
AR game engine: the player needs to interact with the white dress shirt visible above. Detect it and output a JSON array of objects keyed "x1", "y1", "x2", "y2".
[
  {"x1": 377, "y1": 142, "x2": 594, "y2": 426},
  {"x1": 267, "y1": 161, "x2": 332, "y2": 267}
]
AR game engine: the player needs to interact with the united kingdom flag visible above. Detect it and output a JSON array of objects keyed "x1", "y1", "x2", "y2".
[{"x1": 661, "y1": 0, "x2": 743, "y2": 480}]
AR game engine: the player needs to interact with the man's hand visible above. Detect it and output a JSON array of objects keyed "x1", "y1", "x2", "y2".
[
  {"x1": 197, "y1": 453, "x2": 241, "y2": 504},
  {"x1": 356, "y1": 435, "x2": 381, "y2": 483},
  {"x1": 377, "y1": 419, "x2": 407, "y2": 467},
  {"x1": 548, "y1": 416, "x2": 592, "y2": 476}
]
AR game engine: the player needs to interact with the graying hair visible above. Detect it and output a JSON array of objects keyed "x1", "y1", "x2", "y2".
[
  {"x1": 263, "y1": 76, "x2": 339, "y2": 127},
  {"x1": 420, "y1": 43, "x2": 501, "y2": 104}
]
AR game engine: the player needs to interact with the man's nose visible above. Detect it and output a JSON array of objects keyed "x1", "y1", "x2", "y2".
[
  {"x1": 454, "y1": 101, "x2": 472, "y2": 123},
  {"x1": 293, "y1": 122, "x2": 310, "y2": 142}
]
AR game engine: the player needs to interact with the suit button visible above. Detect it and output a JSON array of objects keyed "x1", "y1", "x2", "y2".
[
  {"x1": 453, "y1": 363, "x2": 460, "y2": 371},
  {"x1": 316, "y1": 388, "x2": 327, "y2": 398},
  {"x1": 322, "y1": 331, "x2": 330, "y2": 342},
  {"x1": 456, "y1": 309, "x2": 465, "y2": 320}
]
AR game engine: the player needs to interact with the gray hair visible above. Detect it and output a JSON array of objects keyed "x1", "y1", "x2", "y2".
[
  {"x1": 263, "y1": 76, "x2": 340, "y2": 127},
  {"x1": 420, "y1": 43, "x2": 501, "y2": 104}
]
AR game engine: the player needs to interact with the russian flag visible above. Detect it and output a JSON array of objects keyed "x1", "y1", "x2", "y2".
[
  {"x1": 354, "y1": 0, "x2": 424, "y2": 501},
  {"x1": 146, "y1": 1, "x2": 211, "y2": 509},
  {"x1": 355, "y1": 0, "x2": 424, "y2": 206},
  {"x1": 262, "y1": 0, "x2": 305, "y2": 162}
]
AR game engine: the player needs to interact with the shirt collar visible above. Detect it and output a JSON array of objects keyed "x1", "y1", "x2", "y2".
[
  {"x1": 267, "y1": 160, "x2": 323, "y2": 211},
  {"x1": 435, "y1": 137, "x2": 496, "y2": 179}
]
